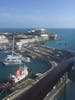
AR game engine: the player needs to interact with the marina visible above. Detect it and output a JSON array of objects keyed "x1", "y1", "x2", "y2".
[
  {"x1": 0, "y1": 28, "x2": 75, "y2": 100},
  {"x1": 0, "y1": 0, "x2": 75, "y2": 99},
  {"x1": 1, "y1": 45, "x2": 74, "y2": 99}
]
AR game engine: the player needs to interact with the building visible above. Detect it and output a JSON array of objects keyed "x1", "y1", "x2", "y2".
[
  {"x1": 0, "y1": 35, "x2": 9, "y2": 44},
  {"x1": 16, "y1": 35, "x2": 49, "y2": 47}
]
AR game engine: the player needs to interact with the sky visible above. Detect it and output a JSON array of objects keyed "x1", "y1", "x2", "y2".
[{"x1": 0, "y1": 0, "x2": 75, "y2": 28}]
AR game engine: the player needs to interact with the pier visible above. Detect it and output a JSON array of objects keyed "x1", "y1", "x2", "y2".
[{"x1": 21, "y1": 47, "x2": 42, "y2": 58}]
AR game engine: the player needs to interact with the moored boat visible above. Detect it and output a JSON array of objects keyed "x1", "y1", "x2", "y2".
[
  {"x1": 4, "y1": 54, "x2": 22, "y2": 65},
  {"x1": 10, "y1": 65, "x2": 28, "y2": 84},
  {"x1": 3, "y1": 36, "x2": 23, "y2": 65}
]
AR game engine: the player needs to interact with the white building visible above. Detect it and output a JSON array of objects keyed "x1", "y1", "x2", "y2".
[
  {"x1": 16, "y1": 33, "x2": 49, "y2": 47},
  {"x1": 40, "y1": 34, "x2": 49, "y2": 40},
  {"x1": 0, "y1": 35, "x2": 9, "y2": 44}
]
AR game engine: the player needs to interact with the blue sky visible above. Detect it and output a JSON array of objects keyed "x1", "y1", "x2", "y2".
[{"x1": 0, "y1": 0, "x2": 75, "y2": 28}]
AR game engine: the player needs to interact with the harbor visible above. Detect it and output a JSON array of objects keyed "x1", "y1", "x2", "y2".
[
  {"x1": 0, "y1": 28, "x2": 75, "y2": 100},
  {"x1": 0, "y1": 0, "x2": 75, "y2": 99},
  {"x1": 0, "y1": 29, "x2": 58, "y2": 99},
  {"x1": 1, "y1": 45, "x2": 74, "y2": 99}
]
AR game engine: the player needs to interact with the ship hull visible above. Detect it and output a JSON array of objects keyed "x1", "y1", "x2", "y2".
[
  {"x1": 10, "y1": 66, "x2": 28, "y2": 84},
  {"x1": 12, "y1": 76, "x2": 28, "y2": 85},
  {"x1": 3, "y1": 62, "x2": 22, "y2": 66}
]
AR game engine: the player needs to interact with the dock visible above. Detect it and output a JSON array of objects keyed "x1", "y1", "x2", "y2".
[{"x1": 21, "y1": 47, "x2": 42, "y2": 58}]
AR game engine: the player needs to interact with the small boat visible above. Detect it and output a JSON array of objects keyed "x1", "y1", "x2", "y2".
[
  {"x1": 10, "y1": 65, "x2": 28, "y2": 84},
  {"x1": 22, "y1": 57, "x2": 31, "y2": 63}
]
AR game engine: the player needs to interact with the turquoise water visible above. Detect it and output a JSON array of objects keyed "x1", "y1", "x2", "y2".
[
  {"x1": 0, "y1": 28, "x2": 75, "y2": 99},
  {"x1": 45, "y1": 28, "x2": 75, "y2": 50}
]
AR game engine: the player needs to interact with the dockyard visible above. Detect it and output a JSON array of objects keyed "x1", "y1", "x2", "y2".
[
  {"x1": 2, "y1": 45, "x2": 74, "y2": 100},
  {"x1": 0, "y1": 29, "x2": 74, "y2": 100}
]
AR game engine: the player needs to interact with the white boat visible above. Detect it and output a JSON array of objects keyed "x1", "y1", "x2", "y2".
[
  {"x1": 3, "y1": 36, "x2": 23, "y2": 65},
  {"x1": 10, "y1": 65, "x2": 28, "y2": 83},
  {"x1": 4, "y1": 55, "x2": 22, "y2": 65},
  {"x1": 23, "y1": 57, "x2": 31, "y2": 62}
]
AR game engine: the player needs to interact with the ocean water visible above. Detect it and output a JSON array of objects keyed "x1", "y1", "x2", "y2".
[
  {"x1": 0, "y1": 28, "x2": 75, "y2": 99},
  {"x1": 45, "y1": 28, "x2": 75, "y2": 50}
]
